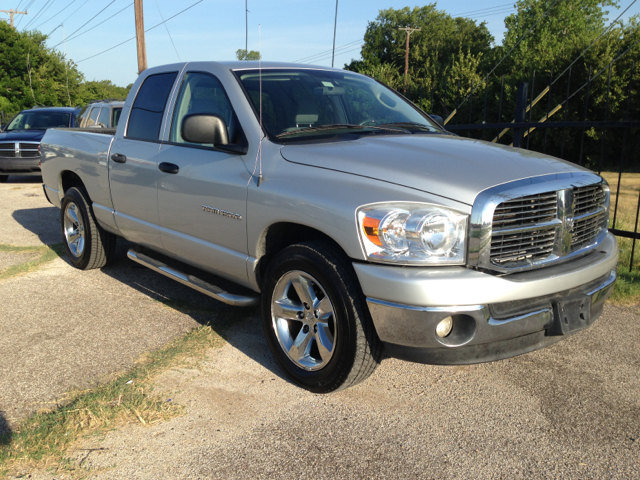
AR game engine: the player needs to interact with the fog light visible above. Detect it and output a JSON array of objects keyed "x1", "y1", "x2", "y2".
[{"x1": 436, "y1": 316, "x2": 453, "y2": 338}]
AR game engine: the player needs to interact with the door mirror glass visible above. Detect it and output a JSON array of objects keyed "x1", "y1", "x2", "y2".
[{"x1": 181, "y1": 114, "x2": 229, "y2": 145}]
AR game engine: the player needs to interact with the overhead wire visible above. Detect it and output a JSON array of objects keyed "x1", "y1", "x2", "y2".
[
  {"x1": 16, "y1": 0, "x2": 37, "y2": 28},
  {"x1": 34, "y1": 0, "x2": 77, "y2": 30},
  {"x1": 46, "y1": 0, "x2": 89, "y2": 36},
  {"x1": 294, "y1": 39, "x2": 363, "y2": 63},
  {"x1": 23, "y1": 0, "x2": 54, "y2": 30},
  {"x1": 56, "y1": 2, "x2": 132, "y2": 45},
  {"x1": 76, "y1": 0, "x2": 203, "y2": 63},
  {"x1": 153, "y1": 0, "x2": 181, "y2": 61},
  {"x1": 51, "y1": 0, "x2": 115, "y2": 48}
]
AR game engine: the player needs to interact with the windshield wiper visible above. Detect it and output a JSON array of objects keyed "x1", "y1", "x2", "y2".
[
  {"x1": 375, "y1": 122, "x2": 442, "y2": 132},
  {"x1": 276, "y1": 123, "x2": 405, "y2": 138}
]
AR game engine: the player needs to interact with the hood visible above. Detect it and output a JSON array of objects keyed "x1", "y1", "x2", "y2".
[
  {"x1": 280, "y1": 134, "x2": 589, "y2": 205},
  {"x1": 0, "y1": 130, "x2": 45, "y2": 142}
]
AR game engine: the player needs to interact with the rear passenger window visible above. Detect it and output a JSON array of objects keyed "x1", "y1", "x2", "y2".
[
  {"x1": 86, "y1": 107, "x2": 100, "y2": 127},
  {"x1": 127, "y1": 72, "x2": 177, "y2": 141},
  {"x1": 112, "y1": 108, "x2": 122, "y2": 128},
  {"x1": 97, "y1": 108, "x2": 110, "y2": 128}
]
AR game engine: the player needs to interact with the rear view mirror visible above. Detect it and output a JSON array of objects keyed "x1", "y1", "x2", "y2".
[
  {"x1": 314, "y1": 86, "x2": 345, "y2": 96},
  {"x1": 182, "y1": 114, "x2": 229, "y2": 145},
  {"x1": 430, "y1": 115, "x2": 444, "y2": 127}
]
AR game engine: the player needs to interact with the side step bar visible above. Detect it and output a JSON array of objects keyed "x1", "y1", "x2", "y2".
[{"x1": 127, "y1": 249, "x2": 260, "y2": 307}]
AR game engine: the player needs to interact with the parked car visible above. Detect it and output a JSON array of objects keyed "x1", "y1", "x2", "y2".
[
  {"x1": 76, "y1": 99, "x2": 124, "y2": 129},
  {"x1": 40, "y1": 61, "x2": 618, "y2": 392},
  {"x1": 0, "y1": 106, "x2": 80, "y2": 183}
]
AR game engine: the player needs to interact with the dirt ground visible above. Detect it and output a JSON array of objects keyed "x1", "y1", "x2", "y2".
[{"x1": 1, "y1": 176, "x2": 639, "y2": 479}]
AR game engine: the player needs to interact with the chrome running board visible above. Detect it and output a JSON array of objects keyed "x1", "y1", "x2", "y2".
[{"x1": 127, "y1": 249, "x2": 259, "y2": 307}]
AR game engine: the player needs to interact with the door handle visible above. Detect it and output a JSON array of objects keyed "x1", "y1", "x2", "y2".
[
  {"x1": 111, "y1": 153, "x2": 127, "y2": 163},
  {"x1": 159, "y1": 162, "x2": 179, "y2": 174}
]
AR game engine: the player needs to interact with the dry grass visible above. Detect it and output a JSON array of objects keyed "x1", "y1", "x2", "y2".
[
  {"x1": 0, "y1": 325, "x2": 224, "y2": 477},
  {"x1": 601, "y1": 172, "x2": 640, "y2": 304},
  {"x1": 0, "y1": 243, "x2": 65, "y2": 280}
]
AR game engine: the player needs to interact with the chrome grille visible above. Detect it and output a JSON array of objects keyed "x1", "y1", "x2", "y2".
[
  {"x1": 571, "y1": 185, "x2": 606, "y2": 251},
  {"x1": 490, "y1": 191, "x2": 558, "y2": 267},
  {"x1": 0, "y1": 143, "x2": 15, "y2": 157},
  {"x1": 18, "y1": 143, "x2": 40, "y2": 158},
  {"x1": 490, "y1": 228, "x2": 556, "y2": 266},
  {"x1": 0, "y1": 142, "x2": 40, "y2": 158}
]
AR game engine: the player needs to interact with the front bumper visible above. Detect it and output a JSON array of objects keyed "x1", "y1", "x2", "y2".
[
  {"x1": 0, "y1": 157, "x2": 41, "y2": 175},
  {"x1": 355, "y1": 232, "x2": 618, "y2": 365}
]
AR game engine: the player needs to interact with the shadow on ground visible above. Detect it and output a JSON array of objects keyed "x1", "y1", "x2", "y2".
[
  {"x1": 12, "y1": 207, "x2": 62, "y2": 246},
  {"x1": 3, "y1": 175, "x2": 42, "y2": 185},
  {"x1": 0, "y1": 411, "x2": 11, "y2": 446},
  {"x1": 99, "y1": 241, "x2": 289, "y2": 383}
]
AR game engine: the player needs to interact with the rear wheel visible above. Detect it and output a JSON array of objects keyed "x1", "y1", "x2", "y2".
[
  {"x1": 0, "y1": 175, "x2": 8, "y2": 183},
  {"x1": 261, "y1": 241, "x2": 382, "y2": 393},
  {"x1": 61, "y1": 187, "x2": 116, "y2": 270}
]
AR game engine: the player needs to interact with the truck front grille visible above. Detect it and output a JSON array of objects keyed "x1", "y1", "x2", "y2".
[
  {"x1": 0, "y1": 142, "x2": 39, "y2": 158},
  {"x1": 489, "y1": 183, "x2": 607, "y2": 269}
]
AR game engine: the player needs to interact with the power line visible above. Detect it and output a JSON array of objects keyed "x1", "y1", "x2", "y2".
[
  {"x1": 34, "y1": 0, "x2": 77, "y2": 30},
  {"x1": 23, "y1": 0, "x2": 54, "y2": 30},
  {"x1": 153, "y1": 0, "x2": 181, "y2": 61},
  {"x1": 451, "y1": 3, "x2": 514, "y2": 17},
  {"x1": 57, "y1": 2, "x2": 132, "y2": 45},
  {"x1": 47, "y1": 0, "x2": 89, "y2": 36},
  {"x1": 16, "y1": 0, "x2": 37, "y2": 28},
  {"x1": 294, "y1": 39, "x2": 362, "y2": 63},
  {"x1": 76, "y1": 0, "x2": 203, "y2": 64},
  {"x1": 51, "y1": 0, "x2": 115, "y2": 48}
]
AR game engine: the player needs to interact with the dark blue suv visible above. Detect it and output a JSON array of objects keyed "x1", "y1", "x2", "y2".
[{"x1": 0, "y1": 106, "x2": 80, "y2": 182}]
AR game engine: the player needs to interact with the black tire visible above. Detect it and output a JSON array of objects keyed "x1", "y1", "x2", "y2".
[
  {"x1": 61, "y1": 187, "x2": 116, "y2": 270},
  {"x1": 261, "y1": 241, "x2": 383, "y2": 393},
  {"x1": 0, "y1": 175, "x2": 8, "y2": 183}
]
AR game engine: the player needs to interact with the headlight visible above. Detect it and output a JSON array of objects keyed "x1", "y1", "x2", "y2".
[{"x1": 357, "y1": 203, "x2": 468, "y2": 265}]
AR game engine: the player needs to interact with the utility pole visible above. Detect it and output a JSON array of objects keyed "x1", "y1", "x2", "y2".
[
  {"x1": 0, "y1": 9, "x2": 27, "y2": 28},
  {"x1": 398, "y1": 26, "x2": 420, "y2": 91},
  {"x1": 134, "y1": 0, "x2": 148, "y2": 74},
  {"x1": 331, "y1": 0, "x2": 339, "y2": 68}
]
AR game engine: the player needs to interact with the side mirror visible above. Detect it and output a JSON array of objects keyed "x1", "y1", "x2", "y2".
[
  {"x1": 430, "y1": 115, "x2": 444, "y2": 127},
  {"x1": 182, "y1": 114, "x2": 229, "y2": 145}
]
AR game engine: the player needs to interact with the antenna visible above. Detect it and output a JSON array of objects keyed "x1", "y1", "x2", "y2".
[{"x1": 258, "y1": 23, "x2": 263, "y2": 186}]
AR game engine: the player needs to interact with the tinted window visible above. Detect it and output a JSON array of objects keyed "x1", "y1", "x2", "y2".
[
  {"x1": 112, "y1": 108, "x2": 122, "y2": 128},
  {"x1": 127, "y1": 72, "x2": 177, "y2": 141},
  {"x1": 86, "y1": 107, "x2": 100, "y2": 127},
  {"x1": 97, "y1": 107, "x2": 110, "y2": 128},
  {"x1": 77, "y1": 105, "x2": 91, "y2": 127},
  {"x1": 6, "y1": 111, "x2": 71, "y2": 130},
  {"x1": 169, "y1": 72, "x2": 241, "y2": 145}
]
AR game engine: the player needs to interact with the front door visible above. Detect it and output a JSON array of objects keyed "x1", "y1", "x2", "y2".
[{"x1": 156, "y1": 71, "x2": 251, "y2": 284}]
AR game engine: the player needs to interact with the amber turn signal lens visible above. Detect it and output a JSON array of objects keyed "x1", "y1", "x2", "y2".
[{"x1": 362, "y1": 216, "x2": 382, "y2": 246}]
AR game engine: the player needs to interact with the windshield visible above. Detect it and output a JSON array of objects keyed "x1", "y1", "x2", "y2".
[
  {"x1": 6, "y1": 111, "x2": 71, "y2": 131},
  {"x1": 236, "y1": 69, "x2": 442, "y2": 139}
]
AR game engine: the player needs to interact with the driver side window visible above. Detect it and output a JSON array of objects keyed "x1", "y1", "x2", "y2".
[{"x1": 169, "y1": 72, "x2": 240, "y2": 146}]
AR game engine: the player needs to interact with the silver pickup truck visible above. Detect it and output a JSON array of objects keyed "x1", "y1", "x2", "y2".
[{"x1": 41, "y1": 61, "x2": 618, "y2": 393}]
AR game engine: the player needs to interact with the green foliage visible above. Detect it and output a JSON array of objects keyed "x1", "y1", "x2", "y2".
[
  {"x1": 0, "y1": 22, "x2": 129, "y2": 118},
  {"x1": 236, "y1": 48, "x2": 261, "y2": 61}
]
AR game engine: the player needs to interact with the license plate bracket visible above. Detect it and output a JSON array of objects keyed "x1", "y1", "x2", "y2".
[{"x1": 550, "y1": 297, "x2": 591, "y2": 335}]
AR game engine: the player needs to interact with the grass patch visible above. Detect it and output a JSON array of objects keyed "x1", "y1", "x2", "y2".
[
  {"x1": 0, "y1": 243, "x2": 65, "y2": 280},
  {"x1": 0, "y1": 325, "x2": 224, "y2": 477}
]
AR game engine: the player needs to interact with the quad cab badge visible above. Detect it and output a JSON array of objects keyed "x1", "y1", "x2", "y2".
[{"x1": 202, "y1": 205, "x2": 242, "y2": 221}]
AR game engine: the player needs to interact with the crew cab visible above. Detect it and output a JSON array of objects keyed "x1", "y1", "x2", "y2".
[
  {"x1": 0, "y1": 106, "x2": 79, "y2": 182},
  {"x1": 40, "y1": 62, "x2": 618, "y2": 392}
]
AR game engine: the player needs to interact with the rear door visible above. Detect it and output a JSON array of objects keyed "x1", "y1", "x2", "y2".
[
  {"x1": 155, "y1": 70, "x2": 251, "y2": 284},
  {"x1": 109, "y1": 71, "x2": 178, "y2": 248}
]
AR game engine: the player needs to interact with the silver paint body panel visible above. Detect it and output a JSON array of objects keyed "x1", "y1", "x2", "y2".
[{"x1": 40, "y1": 61, "x2": 619, "y2": 355}]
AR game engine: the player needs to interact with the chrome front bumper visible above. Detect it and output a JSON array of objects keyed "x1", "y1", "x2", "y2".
[{"x1": 355, "y1": 232, "x2": 618, "y2": 365}]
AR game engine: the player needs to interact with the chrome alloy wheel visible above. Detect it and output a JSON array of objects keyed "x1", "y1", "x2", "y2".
[
  {"x1": 63, "y1": 202, "x2": 85, "y2": 257},
  {"x1": 271, "y1": 270, "x2": 337, "y2": 371}
]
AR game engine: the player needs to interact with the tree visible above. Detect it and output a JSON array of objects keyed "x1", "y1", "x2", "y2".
[{"x1": 236, "y1": 49, "x2": 261, "y2": 61}]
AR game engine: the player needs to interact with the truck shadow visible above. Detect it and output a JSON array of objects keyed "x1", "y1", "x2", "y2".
[
  {"x1": 0, "y1": 410, "x2": 11, "y2": 446},
  {"x1": 11, "y1": 207, "x2": 62, "y2": 247},
  {"x1": 99, "y1": 241, "x2": 290, "y2": 384}
]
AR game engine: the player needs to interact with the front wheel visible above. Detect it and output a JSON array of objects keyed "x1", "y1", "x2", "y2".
[
  {"x1": 61, "y1": 187, "x2": 116, "y2": 270},
  {"x1": 261, "y1": 241, "x2": 382, "y2": 393}
]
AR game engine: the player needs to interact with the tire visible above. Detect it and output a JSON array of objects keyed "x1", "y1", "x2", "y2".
[
  {"x1": 61, "y1": 187, "x2": 116, "y2": 270},
  {"x1": 261, "y1": 241, "x2": 383, "y2": 393},
  {"x1": 0, "y1": 175, "x2": 8, "y2": 183}
]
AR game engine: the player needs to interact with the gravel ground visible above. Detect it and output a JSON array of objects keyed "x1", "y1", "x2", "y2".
[{"x1": 1, "y1": 176, "x2": 639, "y2": 479}]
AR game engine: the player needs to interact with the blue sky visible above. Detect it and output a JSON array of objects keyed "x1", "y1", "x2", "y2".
[{"x1": 4, "y1": 0, "x2": 640, "y2": 87}]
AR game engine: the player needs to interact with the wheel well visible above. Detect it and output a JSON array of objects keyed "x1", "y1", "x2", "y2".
[
  {"x1": 256, "y1": 223, "x2": 348, "y2": 286},
  {"x1": 60, "y1": 171, "x2": 87, "y2": 198}
]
